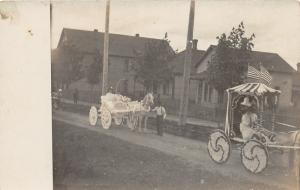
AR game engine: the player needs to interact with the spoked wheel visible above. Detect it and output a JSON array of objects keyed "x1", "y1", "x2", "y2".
[
  {"x1": 241, "y1": 140, "x2": 268, "y2": 174},
  {"x1": 114, "y1": 116, "x2": 123, "y2": 126},
  {"x1": 207, "y1": 130, "x2": 231, "y2": 164},
  {"x1": 127, "y1": 113, "x2": 138, "y2": 130},
  {"x1": 89, "y1": 106, "x2": 98, "y2": 126},
  {"x1": 101, "y1": 107, "x2": 112, "y2": 130}
]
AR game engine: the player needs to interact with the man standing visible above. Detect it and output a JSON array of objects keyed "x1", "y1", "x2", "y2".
[
  {"x1": 53, "y1": 88, "x2": 63, "y2": 109},
  {"x1": 155, "y1": 93, "x2": 161, "y2": 106},
  {"x1": 73, "y1": 88, "x2": 78, "y2": 104},
  {"x1": 108, "y1": 86, "x2": 114, "y2": 94},
  {"x1": 153, "y1": 101, "x2": 167, "y2": 136}
]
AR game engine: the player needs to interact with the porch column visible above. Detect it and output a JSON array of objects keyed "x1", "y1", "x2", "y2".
[{"x1": 201, "y1": 81, "x2": 205, "y2": 103}]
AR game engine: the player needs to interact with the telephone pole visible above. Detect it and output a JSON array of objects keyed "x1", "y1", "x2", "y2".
[
  {"x1": 178, "y1": 0, "x2": 195, "y2": 126},
  {"x1": 102, "y1": 0, "x2": 110, "y2": 95}
]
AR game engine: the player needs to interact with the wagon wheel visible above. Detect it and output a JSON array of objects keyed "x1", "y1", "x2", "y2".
[
  {"x1": 127, "y1": 113, "x2": 138, "y2": 130},
  {"x1": 114, "y1": 116, "x2": 123, "y2": 126},
  {"x1": 241, "y1": 140, "x2": 268, "y2": 174},
  {"x1": 207, "y1": 130, "x2": 231, "y2": 164},
  {"x1": 89, "y1": 106, "x2": 98, "y2": 126},
  {"x1": 101, "y1": 107, "x2": 112, "y2": 130}
]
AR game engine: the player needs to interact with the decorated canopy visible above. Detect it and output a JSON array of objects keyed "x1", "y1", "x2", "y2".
[
  {"x1": 224, "y1": 83, "x2": 281, "y2": 135},
  {"x1": 226, "y1": 83, "x2": 281, "y2": 96}
]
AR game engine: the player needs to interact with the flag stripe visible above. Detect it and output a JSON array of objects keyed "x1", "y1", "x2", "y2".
[
  {"x1": 247, "y1": 66, "x2": 260, "y2": 79},
  {"x1": 247, "y1": 65, "x2": 272, "y2": 86},
  {"x1": 260, "y1": 65, "x2": 272, "y2": 85}
]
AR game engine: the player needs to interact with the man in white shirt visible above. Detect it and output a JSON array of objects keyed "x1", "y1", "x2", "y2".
[{"x1": 152, "y1": 101, "x2": 167, "y2": 136}]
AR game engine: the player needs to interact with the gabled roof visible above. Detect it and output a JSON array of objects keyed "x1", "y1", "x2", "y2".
[
  {"x1": 57, "y1": 28, "x2": 174, "y2": 58},
  {"x1": 169, "y1": 49, "x2": 205, "y2": 75},
  {"x1": 196, "y1": 45, "x2": 295, "y2": 74},
  {"x1": 190, "y1": 71, "x2": 207, "y2": 80}
]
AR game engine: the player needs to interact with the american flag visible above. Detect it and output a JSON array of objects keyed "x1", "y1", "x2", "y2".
[
  {"x1": 247, "y1": 65, "x2": 261, "y2": 80},
  {"x1": 247, "y1": 63, "x2": 272, "y2": 86}
]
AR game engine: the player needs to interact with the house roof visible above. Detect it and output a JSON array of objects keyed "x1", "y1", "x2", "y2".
[
  {"x1": 51, "y1": 49, "x2": 66, "y2": 77},
  {"x1": 169, "y1": 49, "x2": 205, "y2": 75},
  {"x1": 196, "y1": 45, "x2": 295, "y2": 74},
  {"x1": 57, "y1": 28, "x2": 174, "y2": 58},
  {"x1": 51, "y1": 48, "x2": 68, "y2": 64},
  {"x1": 190, "y1": 71, "x2": 207, "y2": 80}
]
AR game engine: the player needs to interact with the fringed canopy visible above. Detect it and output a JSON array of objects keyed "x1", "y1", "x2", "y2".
[{"x1": 226, "y1": 83, "x2": 281, "y2": 96}]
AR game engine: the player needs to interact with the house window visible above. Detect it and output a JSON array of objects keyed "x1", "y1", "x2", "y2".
[
  {"x1": 171, "y1": 79, "x2": 175, "y2": 98},
  {"x1": 204, "y1": 82, "x2": 208, "y2": 102},
  {"x1": 62, "y1": 34, "x2": 68, "y2": 43},
  {"x1": 218, "y1": 90, "x2": 224, "y2": 104},
  {"x1": 197, "y1": 81, "x2": 203, "y2": 103},
  {"x1": 163, "y1": 82, "x2": 169, "y2": 95},
  {"x1": 208, "y1": 86, "x2": 213, "y2": 102},
  {"x1": 124, "y1": 80, "x2": 128, "y2": 94},
  {"x1": 124, "y1": 59, "x2": 130, "y2": 72}
]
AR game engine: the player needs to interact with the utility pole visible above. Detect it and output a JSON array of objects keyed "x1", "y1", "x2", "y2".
[
  {"x1": 178, "y1": 0, "x2": 195, "y2": 126},
  {"x1": 102, "y1": 0, "x2": 110, "y2": 95}
]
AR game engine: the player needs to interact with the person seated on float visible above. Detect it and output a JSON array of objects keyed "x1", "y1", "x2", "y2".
[
  {"x1": 239, "y1": 96, "x2": 258, "y2": 140},
  {"x1": 108, "y1": 86, "x2": 114, "y2": 94}
]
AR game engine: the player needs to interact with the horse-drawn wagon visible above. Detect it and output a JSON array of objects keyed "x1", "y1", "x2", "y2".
[
  {"x1": 88, "y1": 93, "x2": 154, "y2": 130},
  {"x1": 208, "y1": 83, "x2": 300, "y2": 174}
]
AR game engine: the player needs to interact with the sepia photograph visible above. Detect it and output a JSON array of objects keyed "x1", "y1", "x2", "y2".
[
  {"x1": 50, "y1": 1, "x2": 300, "y2": 189},
  {"x1": 1, "y1": 0, "x2": 300, "y2": 189}
]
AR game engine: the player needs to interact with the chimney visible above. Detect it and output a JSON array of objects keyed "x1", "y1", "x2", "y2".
[
  {"x1": 135, "y1": 33, "x2": 140, "y2": 37},
  {"x1": 297, "y1": 62, "x2": 300, "y2": 72},
  {"x1": 192, "y1": 39, "x2": 198, "y2": 50},
  {"x1": 94, "y1": 29, "x2": 98, "y2": 32}
]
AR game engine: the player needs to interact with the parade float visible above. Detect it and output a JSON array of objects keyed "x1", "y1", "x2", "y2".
[
  {"x1": 88, "y1": 93, "x2": 154, "y2": 130},
  {"x1": 208, "y1": 83, "x2": 300, "y2": 173}
]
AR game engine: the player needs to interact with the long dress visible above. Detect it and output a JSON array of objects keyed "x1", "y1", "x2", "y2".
[{"x1": 240, "y1": 112, "x2": 258, "y2": 140}]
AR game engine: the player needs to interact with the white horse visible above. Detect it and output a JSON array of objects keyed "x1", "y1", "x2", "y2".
[
  {"x1": 275, "y1": 131, "x2": 300, "y2": 176},
  {"x1": 135, "y1": 93, "x2": 154, "y2": 132}
]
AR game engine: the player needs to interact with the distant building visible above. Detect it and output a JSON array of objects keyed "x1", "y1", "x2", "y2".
[
  {"x1": 292, "y1": 63, "x2": 300, "y2": 107},
  {"x1": 52, "y1": 28, "x2": 174, "y2": 98},
  {"x1": 52, "y1": 28, "x2": 295, "y2": 109},
  {"x1": 194, "y1": 45, "x2": 295, "y2": 108},
  {"x1": 166, "y1": 39, "x2": 205, "y2": 101}
]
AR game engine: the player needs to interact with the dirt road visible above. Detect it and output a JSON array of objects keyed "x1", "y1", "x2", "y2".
[{"x1": 53, "y1": 110, "x2": 297, "y2": 190}]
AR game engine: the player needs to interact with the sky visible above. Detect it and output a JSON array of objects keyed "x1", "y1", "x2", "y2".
[{"x1": 52, "y1": 0, "x2": 300, "y2": 69}]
